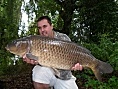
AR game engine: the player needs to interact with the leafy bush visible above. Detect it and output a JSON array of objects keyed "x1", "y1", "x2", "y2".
[
  {"x1": 85, "y1": 76, "x2": 118, "y2": 89},
  {"x1": 77, "y1": 35, "x2": 118, "y2": 88},
  {"x1": 83, "y1": 36, "x2": 118, "y2": 70}
]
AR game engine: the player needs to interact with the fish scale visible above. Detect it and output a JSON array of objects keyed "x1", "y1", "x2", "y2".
[
  {"x1": 29, "y1": 36, "x2": 102, "y2": 69},
  {"x1": 5, "y1": 35, "x2": 113, "y2": 81}
]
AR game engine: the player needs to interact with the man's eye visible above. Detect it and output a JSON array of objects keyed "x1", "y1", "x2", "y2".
[
  {"x1": 43, "y1": 25, "x2": 47, "y2": 28},
  {"x1": 38, "y1": 27, "x2": 41, "y2": 30}
]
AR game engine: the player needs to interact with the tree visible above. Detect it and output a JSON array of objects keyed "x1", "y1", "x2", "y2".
[
  {"x1": 70, "y1": 0, "x2": 118, "y2": 43},
  {"x1": 25, "y1": 0, "x2": 118, "y2": 43},
  {"x1": 0, "y1": 0, "x2": 22, "y2": 65}
]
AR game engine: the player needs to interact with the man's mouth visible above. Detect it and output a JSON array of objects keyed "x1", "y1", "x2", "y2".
[{"x1": 41, "y1": 32, "x2": 48, "y2": 37}]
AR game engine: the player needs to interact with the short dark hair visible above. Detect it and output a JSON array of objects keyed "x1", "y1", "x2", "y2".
[{"x1": 37, "y1": 16, "x2": 52, "y2": 25}]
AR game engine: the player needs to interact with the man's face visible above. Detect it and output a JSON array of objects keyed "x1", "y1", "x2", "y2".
[{"x1": 37, "y1": 19, "x2": 54, "y2": 38}]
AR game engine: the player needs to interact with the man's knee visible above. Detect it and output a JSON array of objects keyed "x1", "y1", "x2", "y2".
[{"x1": 33, "y1": 81, "x2": 51, "y2": 89}]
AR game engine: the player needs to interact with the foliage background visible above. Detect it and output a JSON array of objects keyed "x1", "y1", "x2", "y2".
[{"x1": 0, "y1": 0, "x2": 118, "y2": 88}]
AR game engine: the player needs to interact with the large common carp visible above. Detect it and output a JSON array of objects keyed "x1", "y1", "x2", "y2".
[{"x1": 5, "y1": 35, "x2": 113, "y2": 81}]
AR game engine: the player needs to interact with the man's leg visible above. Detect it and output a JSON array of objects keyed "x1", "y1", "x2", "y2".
[
  {"x1": 54, "y1": 76, "x2": 78, "y2": 89},
  {"x1": 32, "y1": 65, "x2": 78, "y2": 89},
  {"x1": 32, "y1": 65, "x2": 55, "y2": 89},
  {"x1": 33, "y1": 82, "x2": 50, "y2": 89}
]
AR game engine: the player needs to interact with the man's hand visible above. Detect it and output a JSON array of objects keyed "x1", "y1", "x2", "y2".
[
  {"x1": 71, "y1": 63, "x2": 83, "y2": 71},
  {"x1": 22, "y1": 54, "x2": 38, "y2": 65}
]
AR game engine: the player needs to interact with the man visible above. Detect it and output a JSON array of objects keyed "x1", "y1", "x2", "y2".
[{"x1": 23, "y1": 16, "x2": 82, "y2": 89}]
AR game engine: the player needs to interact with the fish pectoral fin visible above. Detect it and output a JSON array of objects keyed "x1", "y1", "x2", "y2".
[{"x1": 26, "y1": 53, "x2": 38, "y2": 60}]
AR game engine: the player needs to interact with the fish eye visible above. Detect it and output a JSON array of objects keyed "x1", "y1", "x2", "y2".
[
  {"x1": 13, "y1": 40, "x2": 17, "y2": 44},
  {"x1": 15, "y1": 41, "x2": 21, "y2": 47},
  {"x1": 12, "y1": 40, "x2": 18, "y2": 43}
]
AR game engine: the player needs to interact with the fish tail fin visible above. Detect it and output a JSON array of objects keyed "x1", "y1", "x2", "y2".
[
  {"x1": 92, "y1": 67, "x2": 102, "y2": 82},
  {"x1": 92, "y1": 61, "x2": 113, "y2": 82},
  {"x1": 98, "y1": 60, "x2": 113, "y2": 73}
]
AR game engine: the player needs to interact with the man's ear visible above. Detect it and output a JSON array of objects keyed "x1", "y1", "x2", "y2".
[{"x1": 51, "y1": 24, "x2": 54, "y2": 30}]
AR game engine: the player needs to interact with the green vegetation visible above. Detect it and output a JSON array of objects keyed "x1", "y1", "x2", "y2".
[{"x1": 0, "y1": 0, "x2": 118, "y2": 88}]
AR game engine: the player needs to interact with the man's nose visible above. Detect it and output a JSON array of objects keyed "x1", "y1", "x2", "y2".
[{"x1": 41, "y1": 28, "x2": 45, "y2": 31}]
